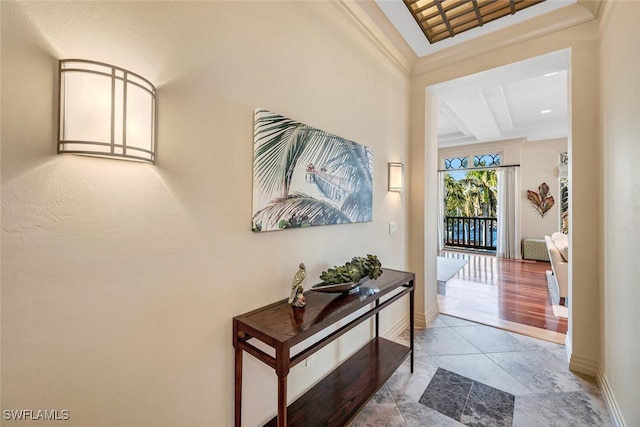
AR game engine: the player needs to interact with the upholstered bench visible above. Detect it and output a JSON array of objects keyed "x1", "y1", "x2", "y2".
[{"x1": 522, "y1": 238, "x2": 550, "y2": 261}]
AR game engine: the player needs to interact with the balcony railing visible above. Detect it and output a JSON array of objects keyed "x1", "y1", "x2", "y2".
[{"x1": 444, "y1": 216, "x2": 497, "y2": 250}]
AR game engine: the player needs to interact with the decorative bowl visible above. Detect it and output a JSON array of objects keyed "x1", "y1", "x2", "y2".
[{"x1": 310, "y1": 276, "x2": 369, "y2": 294}]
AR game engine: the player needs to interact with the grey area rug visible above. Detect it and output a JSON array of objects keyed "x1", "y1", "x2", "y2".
[{"x1": 437, "y1": 256, "x2": 469, "y2": 282}]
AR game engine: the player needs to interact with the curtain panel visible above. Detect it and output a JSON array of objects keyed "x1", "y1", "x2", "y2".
[{"x1": 497, "y1": 166, "x2": 521, "y2": 259}]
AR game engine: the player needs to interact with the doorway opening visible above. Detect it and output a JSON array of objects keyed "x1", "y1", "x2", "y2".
[{"x1": 430, "y1": 48, "x2": 571, "y2": 341}]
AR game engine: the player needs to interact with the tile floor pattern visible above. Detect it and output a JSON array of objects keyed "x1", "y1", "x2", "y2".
[{"x1": 348, "y1": 315, "x2": 613, "y2": 427}]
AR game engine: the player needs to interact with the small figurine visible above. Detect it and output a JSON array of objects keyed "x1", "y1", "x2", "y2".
[
  {"x1": 291, "y1": 286, "x2": 305, "y2": 308},
  {"x1": 288, "y1": 263, "x2": 306, "y2": 308}
]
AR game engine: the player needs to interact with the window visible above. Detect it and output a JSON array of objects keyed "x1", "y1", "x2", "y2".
[
  {"x1": 560, "y1": 152, "x2": 569, "y2": 234},
  {"x1": 474, "y1": 154, "x2": 501, "y2": 167},
  {"x1": 445, "y1": 156, "x2": 468, "y2": 170}
]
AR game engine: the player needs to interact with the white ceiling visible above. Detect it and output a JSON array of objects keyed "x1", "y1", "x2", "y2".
[
  {"x1": 431, "y1": 49, "x2": 570, "y2": 147},
  {"x1": 373, "y1": 0, "x2": 572, "y2": 147}
]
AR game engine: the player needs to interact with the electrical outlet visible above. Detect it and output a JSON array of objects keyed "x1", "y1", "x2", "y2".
[{"x1": 305, "y1": 355, "x2": 315, "y2": 367}]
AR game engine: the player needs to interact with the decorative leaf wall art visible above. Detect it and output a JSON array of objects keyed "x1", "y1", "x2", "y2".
[{"x1": 527, "y1": 182, "x2": 555, "y2": 218}]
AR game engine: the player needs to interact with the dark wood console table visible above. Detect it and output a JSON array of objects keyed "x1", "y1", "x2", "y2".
[{"x1": 233, "y1": 269, "x2": 415, "y2": 427}]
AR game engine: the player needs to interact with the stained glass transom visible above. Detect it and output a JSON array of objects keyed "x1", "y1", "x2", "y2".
[
  {"x1": 474, "y1": 154, "x2": 501, "y2": 167},
  {"x1": 445, "y1": 157, "x2": 468, "y2": 170}
]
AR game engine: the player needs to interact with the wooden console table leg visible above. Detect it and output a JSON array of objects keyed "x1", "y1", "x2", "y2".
[
  {"x1": 276, "y1": 344, "x2": 290, "y2": 427},
  {"x1": 277, "y1": 375, "x2": 287, "y2": 427},
  {"x1": 234, "y1": 348, "x2": 242, "y2": 427}
]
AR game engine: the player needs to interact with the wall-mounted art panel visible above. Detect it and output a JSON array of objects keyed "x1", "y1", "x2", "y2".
[{"x1": 252, "y1": 109, "x2": 373, "y2": 232}]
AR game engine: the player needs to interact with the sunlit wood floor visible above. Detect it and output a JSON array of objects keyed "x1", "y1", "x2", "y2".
[{"x1": 437, "y1": 250, "x2": 568, "y2": 344}]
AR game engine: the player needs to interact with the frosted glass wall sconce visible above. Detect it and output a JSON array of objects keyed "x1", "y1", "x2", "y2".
[
  {"x1": 58, "y1": 59, "x2": 156, "y2": 163},
  {"x1": 388, "y1": 162, "x2": 404, "y2": 192}
]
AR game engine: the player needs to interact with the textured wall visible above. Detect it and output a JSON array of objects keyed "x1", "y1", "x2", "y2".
[{"x1": 0, "y1": 2, "x2": 410, "y2": 426}]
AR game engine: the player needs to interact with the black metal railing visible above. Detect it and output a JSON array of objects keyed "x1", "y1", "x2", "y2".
[{"x1": 444, "y1": 216, "x2": 497, "y2": 250}]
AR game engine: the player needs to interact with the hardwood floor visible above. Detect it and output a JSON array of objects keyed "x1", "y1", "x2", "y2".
[{"x1": 437, "y1": 250, "x2": 568, "y2": 344}]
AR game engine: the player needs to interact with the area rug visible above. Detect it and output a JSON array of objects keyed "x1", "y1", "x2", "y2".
[
  {"x1": 437, "y1": 256, "x2": 469, "y2": 282},
  {"x1": 546, "y1": 271, "x2": 568, "y2": 319}
]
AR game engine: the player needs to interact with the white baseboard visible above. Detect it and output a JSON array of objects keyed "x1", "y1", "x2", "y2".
[
  {"x1": 424, "y1": 302, "x2": 440, "y2": 328},
  {"x1": 383, "y1": 312, "x2": 410, "y2": 340},
  {"x1": 415, "y1": 302, "x2": 439, "y2": 329},
  {"x1": 415, "y1": 311, "x2": 427, "y2": 329},
  {"x1": 568, "y1": 352, "x2": 598, "y2": 377},
  {"x1": 566, "y1": 332, "x2": 626, "y2": 427},
  {"x1": 565, "y1": 333, "x2": 599, "y2": 376},
  {"x1": 597, "y1": 364, "x2": 627, "y2": 427}
]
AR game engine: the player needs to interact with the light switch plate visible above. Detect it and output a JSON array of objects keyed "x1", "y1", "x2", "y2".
[{"x1": 389, "y1": 222, "x2": 397, "y2": 235}]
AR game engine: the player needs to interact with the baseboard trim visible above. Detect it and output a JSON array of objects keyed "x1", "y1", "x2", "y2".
[
  {"x1": 414, "y1": 302, "x2": 439, "y2": 329},
  {"x1": 424, "y1": 302, "x2": 440, "y2": 328},
  {"x1": 383, "y1": 312, "x2": 410, "y2": 340},
  {"x1": 568, "y1": 352, "x2": 598, "y2": 377},
  {"x1": 597, "y1": 364, "x2": 627, "y2": 427},
  {"x1": 415, "y1": 311, "x2": 427, "y2": 329}
]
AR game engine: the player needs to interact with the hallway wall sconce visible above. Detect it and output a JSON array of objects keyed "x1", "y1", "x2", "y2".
[
  {"x1": 388, "y1": 162, "x2": 404, "y2": 192},
  {"x1": 58, "y1": 59, "x2": 156, "y2": 163}
]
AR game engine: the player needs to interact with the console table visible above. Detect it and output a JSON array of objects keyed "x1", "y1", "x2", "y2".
[{"x1": 233, "y1": 269, "x2": 414, "y2": 427}]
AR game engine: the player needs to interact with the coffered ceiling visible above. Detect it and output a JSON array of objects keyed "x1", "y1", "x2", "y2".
[{"x1": 431, "y1": 49, "x2": 570, "y2": 147}]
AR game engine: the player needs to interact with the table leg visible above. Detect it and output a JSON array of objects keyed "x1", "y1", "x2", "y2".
[
  {"x1": 235, "y1": 348, "x2": 242, "y2": 427},
  {"x1": 375, "y1": 300, "x2": 380, "y2": 337},
  {"x1": 410, "y1": 283, "x2": 415, "y2": 373},
  {"x1": 277, "y1": 375, "x2": 287, "y2": 427}
]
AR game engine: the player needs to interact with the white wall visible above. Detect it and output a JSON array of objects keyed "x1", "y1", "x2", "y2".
[
  {"x1": 520, "y1": 138, "x2": 567, "y2": 239},
  {"x1": 438, "y1": 137, "x2": 568, "y2": 243},
  {"x1": 0, "y1": 2, "x2": 410, "y2": 426},
  {"x1": 600, "y1": 1, "x2": 640, "y2": 425}
]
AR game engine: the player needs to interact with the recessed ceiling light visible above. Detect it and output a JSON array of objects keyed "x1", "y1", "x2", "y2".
[
  {"x1": 540, "y1": 109, "x2": 552, "y2": 114},
  {"x1": 544, "y1": 72, "x2": 558, "y2": 77}
]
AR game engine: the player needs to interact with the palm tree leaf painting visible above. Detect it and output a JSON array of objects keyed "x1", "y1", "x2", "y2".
[{"x1": 252, "y1": 109, "x2": 373, "y2": 232}]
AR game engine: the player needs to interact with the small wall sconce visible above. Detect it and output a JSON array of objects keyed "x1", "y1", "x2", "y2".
[
  {"x1": 58, "y1": 59, "x2": 156, "y2": 163},
  {"x1": 388, "y1": 162, "x2": 404, "y2": 192}
]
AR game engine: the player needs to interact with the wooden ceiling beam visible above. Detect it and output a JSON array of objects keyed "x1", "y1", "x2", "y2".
[
  {"x1": 434, "y1": 0, "x2": 455, "y2": 38},
  {"x1": 404, "y1": 0, "x2": 547, "y2": 45},
  {"x1": 472, "y1": 0, "x2": 484, "y2": 26}
]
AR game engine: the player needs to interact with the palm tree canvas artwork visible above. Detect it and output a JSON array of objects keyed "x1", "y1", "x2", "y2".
[{"x1": 252, "y1": 109, "x2": 373, "y2": 232}]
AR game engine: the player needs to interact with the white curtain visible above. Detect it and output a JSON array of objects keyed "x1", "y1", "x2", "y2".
[
  {"x1": 437, "y1": 171, "x2": 446, "y2": 251},
  {"x1": 497, "y1": 166, "x2": 521, "y2": 259}
]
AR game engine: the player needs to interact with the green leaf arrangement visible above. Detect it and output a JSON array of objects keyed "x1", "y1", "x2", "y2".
[{"x1": 319, "y1": 254, "x2": 383, "y2": 285}]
